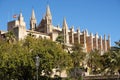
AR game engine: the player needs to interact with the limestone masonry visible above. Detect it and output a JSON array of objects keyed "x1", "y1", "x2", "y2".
[{"x1": 0, "y1": 5, "x2": 111, "y2": 53}]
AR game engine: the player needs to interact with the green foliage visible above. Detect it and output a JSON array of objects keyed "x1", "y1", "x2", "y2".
[
  {"x1": 87, "y1": 49, "x2": 102, "y2": 74},
  {"x1": 68, "y1": 44, "x2": 86, "y2": 79},
  {"x1": 0, "y1": 36, "x2": 70, "y2": 79},
  {"x1": 70, "y1": 44, "x2": 86, "y2": 68},
  {"x1": 5, "y1": 31, "x2": 16, "y2": 43},
  {"x1": 100, "y1": 40, "x2": 120, "y2": 75},
  {"x1": 0, "y1": 34, "x2": 120, "y2": 79},
  {"x1": 56, "y1": 34, "x2": 64, "y2": 44},
  {"x1": 84, "y1": 40, "x2": 120, "y2": 75}
]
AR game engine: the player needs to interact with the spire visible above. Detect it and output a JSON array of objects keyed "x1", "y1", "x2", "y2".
[
  {"x1": 30, "y1": 9, "x2": 37, "y2": 31},
  {"x1": 63, "y1": 18, "x2": 68, "y2": 30},
  {"x1": 46, "y1": 5, "x2": 51, "y2": 17},
  {"x1": 20, "y1": 12, "x2": 22, "y2": 17},
  {"x1": 71, "y1": 26, "x2": 74, "y2": 29},
  {"x1": 17, "y1": 11, "x2": 26, "y2": 28},
  {"x1": 108, "y1": 34, "x2": 110, "y2": 41},
  {"x1": 45, "y1": 5, "x2": 52, "y2": 25},
  {"x1": 62, "y1": 18, "x2": 69, "y2": 44},
  {"x1": 18, "y1": 11, "x2": 23, "y2": 19},
  {"x1": 18, "y1": 11, "x2": 24, "y2": 22},
  {"x1": 31, "y1": 9, "x2": 36, "y2": 19},
  {"x1": 95, "y1": 32, "x2": 98, "y2": 38},
  {"x1": 90, "y1": 32, "x2": 93, "y2": 37},
  {"x1": 77, "y1": 27, "x2": 80, "y2": 33},
  {"x1": 71, "y1": 26, "x2": 74, "y2": 32},
  {"x1": 85, "y1": 29, "x2": 88, "y2": 35}
]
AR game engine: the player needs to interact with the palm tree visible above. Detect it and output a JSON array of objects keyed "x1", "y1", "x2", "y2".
[
  {"x1": 71, "y1": 44, "x2": 86, "y2": 68},
  {"x1": 101, "y1": 40, "x2": 120, "y2": 75},
  {"x1": 87, "y1": 49, "x2": 102, "y2": 74},
  {"x1": 111, "y1": 40, "x2": 120, "y2": 74},
  {"x1": 69, "y1": 44, "x2": 86, "y2": 79}
]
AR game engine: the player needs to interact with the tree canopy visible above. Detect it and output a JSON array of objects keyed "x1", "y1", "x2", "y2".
[
  {"x1": 0, "y1": 36, "x2": 71, "y2": 79},
  {"x1": 0, "y1": 33, "x2": 120, "y2": 79}
]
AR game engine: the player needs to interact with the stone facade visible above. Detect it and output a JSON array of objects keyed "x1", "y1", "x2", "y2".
[{"x1": 1, "y1": 5, "x2": 110, "y2": 53}]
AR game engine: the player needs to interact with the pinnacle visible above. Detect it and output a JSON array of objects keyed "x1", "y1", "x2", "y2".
[
  {"x1": 46, "y1": 5, "x2": 51, "y2": 16},
  {"x1": 18, "y1": 11, "x2": 23, "y2": 21},
  {"x1": 19, "y1": 12, "x2": 22, "y2": 17},
  {"x1": 31, "y1": 9, "x2": 36, "y2": 19},
  {"x1": 63, "y1": 18, "x2": 68, "y2": 30}
]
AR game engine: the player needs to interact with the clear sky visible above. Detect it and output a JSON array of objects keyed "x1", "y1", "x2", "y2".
[{"x1": 0, "y1": 0, "x2": 120, "y2": 46}]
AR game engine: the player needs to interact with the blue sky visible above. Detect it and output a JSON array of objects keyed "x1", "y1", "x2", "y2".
[{"x1": 0, "y1": 0, "x2": 120, "y2": 46}]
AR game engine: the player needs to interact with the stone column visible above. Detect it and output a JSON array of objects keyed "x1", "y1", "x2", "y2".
[
  {"x1": 71, "y1": 26, "x2": 74, "y2": 44},
  {"x1": 83, "y1": 31, "x2": 87, "y2": 51},
  {"x1": 104, "y1": 34, "x2": 107, "y2": 52},
  {"x1": 108, "y1": 35, "x2": 111, "y2": 50},
  {"x1": 77, "y1": 28, "x2": 80, "y2": 44},
  {"x1": 100, "y1": 35, "x2": 103, "y2": 51},
  {"x1": 90, "y1": 33, "x2": 93, "y2": 50},
  {"x1": 95, "y1": 33, "x2": 98, "y2": 50}
]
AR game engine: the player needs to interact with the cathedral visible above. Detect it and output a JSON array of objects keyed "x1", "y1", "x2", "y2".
[{"x1": 0, "y1": 5, "x2": 111, "y2": 53}]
